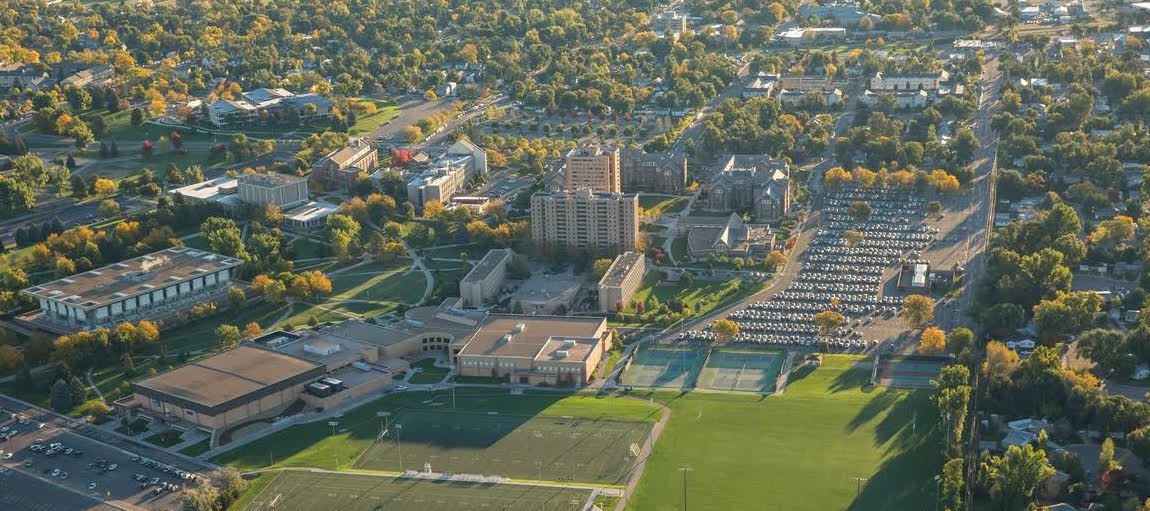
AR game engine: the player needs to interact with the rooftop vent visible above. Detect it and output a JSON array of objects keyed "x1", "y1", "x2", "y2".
[
  {"x1": 513, "y1": 323, "x2": 526, "y2": 334},
  {"x1": 554, "y1": 350, "x2": 569, "y2": 359}
]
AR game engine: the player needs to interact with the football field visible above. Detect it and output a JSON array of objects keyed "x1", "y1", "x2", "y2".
[
  {"x1": 242, "y1": 470, "x2": 592, "y2": 511},
  {"x1": 353, "y1": 409, "x2": 651, "y2": 484}
]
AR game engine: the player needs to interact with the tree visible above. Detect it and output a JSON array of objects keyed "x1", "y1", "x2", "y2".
[
  {"x1": 97, "y1": 199, "x2": 120, "y2": 218},
  {"x1": 813, "y1": 310, "x2": 845, "y2": 336},
  {"x1": 941, "y1": 457, "x2": 964, "y2": 511},
  {"x1": 842, "y1": 229, "x2": 863, "y2": 248},
  {"x1": 215, "y1": 324, "x2": 241, "y2": 350},
  {"x1": 93, "y1": 177, "x2": 117, "y2": 196},
  {"x1": 227, "y1": 287, "x2": 246, "y2": 309},
  {"x1": 988, "y1": 444, "x2": 1055, "y2": 510},
  {"x1": 929, "y1": 169, "x2": 961, "y2": 193},
  {"x1": 1076, "y1": 329, "x2": 1126, "y2": 375},
  {"x1": 50, "y1": 379, "x2": 76, "y2": 412},
  {"x1": 919, "y1": 327, "x2": 946, "y2": 354},
  {"x1": 130, "y1": 107, "x2": 144, "y2": 127},
  {"x1": 592, "y1": 258, "x2": 614, "y2": 280},
  {"x1": 712, "y1": 318, "x2": 740, "y2": 343},
  {"x1": 847, "y1": 201, "x2": 872, "y2": 222},
  {"x1": 925, "y1": 200, "x2": 942, "y2": 216},
  {"x1": 1032, "y1": 291, "x2": 1102, "y2": 341},
  {"x1": 984, "y1": 340, "x2": 1020, "y2": 382},
  {"x1": 901, "y1": 295, "x2": 935, "y2": 327},
  {"x1": 824, "y1": 166, "x2": 852, "y2": 188},
  {"x1": 0, "y1": 345, "x2": 24, "y2": 374},
  {"x1": 1092, "y1": 215, "x2": 1136, "y2": 245},
  {"x1": 947, "y1": 327, "x2": 974, "y2": 355},
  {"x1": 1099, "y1": 437, "x2": 1119, "y2": 475},
  {"x1": 764, "y1": 250, "x2": 786, "y2": 270},
  {"x1": 242, "y1": 322, "x2": 263, "y2": 339}
]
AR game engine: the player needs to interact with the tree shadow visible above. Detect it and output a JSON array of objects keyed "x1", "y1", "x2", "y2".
[{"x1": 846, "y1": 392, "x2": 942, "y2": 511}]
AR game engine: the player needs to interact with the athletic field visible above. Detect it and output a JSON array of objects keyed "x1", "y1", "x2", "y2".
[
  {"x1": 620, "y1": 345, "x2": 706, "y2": 389},
  {"x1": 242, "y1": 470, "x2": 591, "y2": 511},
  {"x1": 697, "y1": 349, "x2": 784, "y2": 393},
  {"x1": 352, "y1": 410, "x2": 650, "y2": 484}
]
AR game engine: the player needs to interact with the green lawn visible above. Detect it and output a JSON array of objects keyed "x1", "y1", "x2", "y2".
[
  {"x1": 163, "y1": 302, "x2": 291, "y2": 354},
  {"x1": 179, "y1": 439, "x2": 211, "y2": 457},
  {"x1": 626, "y1": 355, "x2": 940, "y2": 511},
  {"x1": 181, "y1": 234, "x2": 212, "y2": 251},
  {"x1": 292, "y1": 237, "x2": 328, "y2": 259},
  {"x1": 144, "y1": 430, "x2": 184, "y2": 448},
  {"x1": 618, "y1": 273, "x2": 755, "y2": 325},
  {"x1": 214, "y1": 388, "x2": 661, "y2": 472},
  {"x1": 406, "y1": 358, "x2": 450, "y2": 384},
  {"x1": 239, "y1": 470, "x2": 592, "y2": 511},
  {"x1": 347, "y1": 100, "x2": 401, "y2": 137},
  {"x1": 671, "y1": 236, "x2": 689, "y2": 262},
  {"x1": 638, "y1": 195, "x2": 688, "y2": 217},
  {"x1": 280, "y1": 264, "x2": 426, "y2": 326}
]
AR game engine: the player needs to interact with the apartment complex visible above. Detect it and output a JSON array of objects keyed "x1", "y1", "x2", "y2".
[
  {"x1": 564, "y1": 144, "x2": 620, "y2": 193},
  {"x1": 311, "y1": 138, "x2": 379, "y2": 190},
  {"x1": 237, "y1": 172, "x2": 309, "y2": 209},
  {"x1": 869, "y1": 71, "x2": 949, "y2": 92},
  {"x1": 205, "y1": 88, "x2": 332, "y2": 128},
  {"x1": 598, "y1": 252, "x2": 646, "y2": 313},
  {"x1": 406, "y1": 139, "x2": 488, "y2": 208},
  {"x1": 530, "y1": 189, "x2": 639, "y2": 254},
  {"x1": 619, "y1": 149, "x2": 688, "y2": 194},
  {"x1": 0, "y1": 63, "x2": 48, "y2": 90},
  {"x1": 460, "y1": 248, "x2": 513, "y2": 307},
  {"x1": 21, "y1": 248, "x2": 244, "y2": 333}
]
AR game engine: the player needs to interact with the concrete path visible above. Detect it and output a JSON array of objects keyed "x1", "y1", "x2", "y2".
[{"x1": 774, "y1": 351, "x2": 797, "y2": 395}]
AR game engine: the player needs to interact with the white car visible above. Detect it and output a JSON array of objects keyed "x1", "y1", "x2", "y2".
[
  {"x1": 395, "y1": 385, "x2": 408, "y2": 391},
  {"x1": 107, "y1": 463, "x2": 117, "y2": 471},
  {"x1": 3, "y1": 453, "x2": 12, "y2": 460},
  {"x1": 88, "y1": 482, "x2": 96, "y2": 491},
  {"x1": 51, "y1": 469, "x2": 60, "y2": 477}
]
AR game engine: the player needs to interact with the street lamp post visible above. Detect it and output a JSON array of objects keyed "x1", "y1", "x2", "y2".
[
  {"x1": 396, "y1": 424, "x2": 404, "y2": 472},
  {"x1": 679, "y1": 466, "x2": 693, "y2": 511}
]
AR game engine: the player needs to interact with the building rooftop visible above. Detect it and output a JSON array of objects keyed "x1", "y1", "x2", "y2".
[
  {"x1": 600, "y1": 252, "x2": 645, "y2": 288},
  {"x1": 457, "y1": 315, "x2": 605, "y2": 360},
  {"x1": 169, "y1": 177, "x2": 238, "y2": 201},
  {"x1": 567, "y1": 144, "x2": 617, "y2": 158},
  {"x1": 462, "y1": 249, "x2": 512, "y2": 284},
  {"x1": 134, "y1": 345, "x2": 322, "y2": 408},
  {"x1": 23, "y1": 247, "x2": 243, "y2": 309},
  {"x1": 284, "y1": 201, "x2": 338, "y2": 223},
  {"x1": 238, "y1": 172, "x2": 304, "y2": 189},
  {"x1": 513, "y1": 273, "x2": 582, "y2": 305},
  {"x1": 319, "y1": 139, "x2": 373, "y2": 168}
]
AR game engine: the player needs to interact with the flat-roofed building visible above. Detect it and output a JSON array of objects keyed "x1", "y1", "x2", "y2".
[
  {"x1": 513, "y1": 273, "x2": 582, "y2": 315},
  {"x1": 312, "y1": 138, "x2": 378, "y2": 190},
  {"x1": 598, "y1": 252, "x2": 646, "y2": 313},
  {"x1": 169, "y1": 177, "x2": 242, "y2": 212},
  {"x1": 283, "y1": 201, "x2": 339, "y2": 231},
  {"x1": 564, "y1": 144, "x2": 620, "y2": 193},
  {"x1": 131, "y1": 345, "x2": 325, "y2": 434},
  {"x1": 406, "y1": 140, "x2": 488, "y2": 209},
  {"x1": 530, "y1": 189, "x2": 639, "y2": 254},
  {"x1": 455, "y1": 315, "x2": 612, "y2": 386},
  {"x1": 460, "y1": 249, "x2": 513, "y2": 307},
  {"x1": 237, "y1": 172, "x2": 309, "y2": 209},
  {"x1": 21, "y1": 248, "x2": 244, "y2": 333}
]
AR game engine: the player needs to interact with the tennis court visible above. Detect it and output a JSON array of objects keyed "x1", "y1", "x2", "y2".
[
  {"x1": 243, "y1": 470, "x2": 592, "y2": 511},
  {"x1": 620, "y1": 345, "x2": 707, "y2": 389},
  {"x1": 698, "y1": 349, "x2": 784, "y2": 393},
  {"x1": 353, "y1": 409, "x2": 651, "y2": 484},
  {"x1": 876, "y1": 356, "x2": 946, "y2": 388}
]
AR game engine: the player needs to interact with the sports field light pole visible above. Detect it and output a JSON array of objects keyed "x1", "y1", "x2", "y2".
[
  {"x1": 934, "y1": 474, "x2": 941, "y2": 511},
  {"x1": 328, "y1": 421, "x2": 340, "y2": 469},
  {"x1": 850, "y1": 476, "x2": 868, "y2": 497},
  {"x1": 678, "y1": 466, "x2": 693, "y2": 511},
  {"x1": 396, "y1": 424, "x2": 405, "y2": 472}
]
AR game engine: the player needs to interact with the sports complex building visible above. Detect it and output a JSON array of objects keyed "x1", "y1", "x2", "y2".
[{"x1": 118, "y1": 298, "x2": 614, "y2": 444}]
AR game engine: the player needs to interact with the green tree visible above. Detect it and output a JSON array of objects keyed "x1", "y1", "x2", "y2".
[
  {"x1": 215, "y1": 324, "x2": 241, "y2": 350},
  {"x1": 987, "y1": 444, "x2": 1055, "y2": 510},
  {"x1": 901, "y1": 295, "x2": 935, "y2": 327}
]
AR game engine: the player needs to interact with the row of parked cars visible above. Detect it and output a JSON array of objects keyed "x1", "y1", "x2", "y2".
[{"x1": 695, "y1": 187, "x2": 934, "y2": 351}]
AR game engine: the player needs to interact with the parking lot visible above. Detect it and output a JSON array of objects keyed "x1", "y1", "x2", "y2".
[
  {"x1": 0, "y1": 409, "x2": 200, "y2": 511},
  {"x1": 685, "y1": 187, "x2": 936, "y2": 351}
]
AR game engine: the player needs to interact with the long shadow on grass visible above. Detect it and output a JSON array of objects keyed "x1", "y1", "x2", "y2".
[{"x1": 846, "y1": 393, "x2": 942, "y2": 511}]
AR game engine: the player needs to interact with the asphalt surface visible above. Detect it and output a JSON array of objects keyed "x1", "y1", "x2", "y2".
[{"x1": 0, "y1": 407, "x2": 197, "y2": 511}]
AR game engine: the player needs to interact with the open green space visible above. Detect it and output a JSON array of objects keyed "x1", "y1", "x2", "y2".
[
  {"x1": 144, "y1": 430, "x2": 184, "y2": 447},
  {"x1": 162, "y1": 301, "x2": 290, "y2": 354},
  {"x1": 671, "y1": 236, "x2": 689, "y2": 262},
  {"x1": 354, "y1": 410, "x2": 650, "y2": 483},
  {"x1": 615, "y1": 273, "x2": 757, "y2": 326},
  {"x1": 214, "y1": 388, "x2": 661, "y2": 472},
  {"x1": 179, "y1": 439, "x2": 211, "y2": 457},
  {"x1": 347, "y1": 100, "x2": 401, "y2": 137},
  {"x1": 291, "y1": 236, "x2": 328, "y2": 259},
  {"x1": 241, "y1": 470, "x2": 592, "y2": 511},
  {"x1": 327, "y1": 262, "x2": 422, "y2": 301},
  {"x1": 406, "y1": 358, "x2": 450, "y2": 385},
  {"x1": 638, "y1": 195, "x2": 688, "y2": 217},
  {"x1": 627, "y1": 355, "x2": 940, "y2": 511},
  {"x1": 180, "y1": 234, "x2": 212, "y2": 251}
]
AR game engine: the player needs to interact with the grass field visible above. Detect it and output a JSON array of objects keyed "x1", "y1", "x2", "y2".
[
  {"x1": 215, "y1": 388, "x2": 662, "y2": 473},
  {"x1": 620, "y1": 345, "x2": 707, "y2": 390},
  {"x1": 353, "y1": 410, "x2": 650, "y2": 483},
  {"x1": 627, "y1": 355, "x2": 940, "y2": 511},
  {"x1": 406, "y1": 358, "x2": 450, "y2": 384},
  {"x1": 241, "y1": 470, "x2": 592, "y2": 511},
  {"x1": 614, "y1": 273, "x2": 754, "y2": 327},
  {"x1": 638, "y1": 195, "x2": 688, "y2": 217},
  {"x1": 697, "y1": 348, "x2": 784, "y2": 393},
  {"x1": 347, "y1": 100, "x2": 401, "y2": 137}
]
